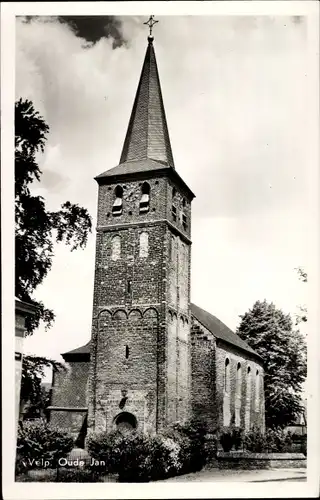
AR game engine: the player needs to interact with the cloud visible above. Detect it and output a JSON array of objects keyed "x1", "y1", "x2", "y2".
[
  {"x1": 154, "y1": 16, "x2": 308, "y2": 218},
  {"x1": 16, "y1": 16, "x2": 311, "y2": 361},
  {"x1": 21, "y1": 15, "x2": 127, "y2": 48}
]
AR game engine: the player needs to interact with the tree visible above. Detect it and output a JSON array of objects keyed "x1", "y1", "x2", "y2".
[
  {"x1": 236, "y1": 300, "x2": 307, "y2": 428},
  {"x1": 20, "y1": 355, "x2": 67, "y2": 421},
  {"x1": 15, "y1": 98, "x2": 92, "y2": 334}
]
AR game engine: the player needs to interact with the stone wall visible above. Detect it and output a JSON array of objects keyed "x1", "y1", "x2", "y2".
[
  {"x1": 213, "y1": 451, "x2": 306, "y2": 469},
  {"x1": 97, "y1": 177, "x2": 167, "y2": 227},
  {"x1": 215, "y1": 342, "x2": 265, "y2": 431},
  {"x1": 190, "y1": 318, "x2": 265, "y2": 432},
  {"x1": 167, "y1": 228, "x2": 191, "y2": 425},
  {"x1": 49, "y1": 361, "x2": 90, "y2": 438},
  {"x1": 88, "y1": 173, "x2": 193, "y2": 434},
  {"x1": 165, "y1": 178, "x2": 192, "y2": 239},
  {"x1": 89, "y1": 308, "x2": 158, "y2": 434},
  {"x1": 51, "y1": 361, "x2": 90, "y2": 408},
  {"x1": 50, "y1": 410, "x2": 87, "y2": 442},
  {"x1": 190, "y1": 318, "x2": 217, "y2": 429},
  {"x1": 95, "y1": 223, "x2": 166, "y2": 308}
]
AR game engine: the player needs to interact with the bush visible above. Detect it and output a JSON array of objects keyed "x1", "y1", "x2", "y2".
[
  {"x1": 179, "y1": 420, "x2": 208, "y2": 471},
  {"x1": 217, "y1": 427, "x2": 245, "y2": 452},
  {"x1": 88, "y1": 430, "x2": 180, "y2": 482},
  {"x1": 16, "y1": 419, "x2": 74, "y2": 474},
  {"x1": 112, "y1": 432, "x2": 155, "y2": 482},
  {"x1": 232, "y1": 428, "x2": 244, "y2": 450},
  {"x1": 86, "y1": 430, "x2": 123, "y2": 474},
  {"x1": 243, "y1": 427, "x2": 267, "y2": 452},
  {"x1": 301, "y1": 435, "x2": 307, "y2": 456},
  {"x1": 219, "y1": 428, "x2": 234, "y2": 452},
  {"x1": 87, "y1": 421, "x2": 208, "y2": 482},
  {"x1": 162, "y1": 420, "x2": 208, "y2": 473},
  {"x1": 160, "y1": 426, "x2": 192, "y2": 474},
  {"x1": 149, "y1": 434, "x2": 182, "y2": 480},
  {"x1": 243, "y1": 427, "x2": 293, "y2": 453}
]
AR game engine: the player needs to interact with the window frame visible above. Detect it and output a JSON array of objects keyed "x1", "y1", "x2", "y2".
[
  {"x1": 139, "y1": 182, "x2": 150, "y2": 214},
  {"x1": 112, "y1": 185, "x2": 123, "y2": 216}
]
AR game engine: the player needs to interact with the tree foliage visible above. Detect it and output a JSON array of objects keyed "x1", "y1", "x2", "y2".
[
  {"x1": 236, "y1": 300, "x2": 307, "y2": 428},
  {"x1": 20, "y1": 355, "x2": 66, "y2": 420},
  {"x1": 15, "y1": 98, "x2": 92, "y2": 334},
  {"x1": 16, "y1": 420, "x2": 74, "y2": 470}
]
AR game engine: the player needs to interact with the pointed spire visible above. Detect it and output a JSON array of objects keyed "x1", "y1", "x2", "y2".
[{"x1": 119, "y1": 36, "x2": 175, "y2": 168}]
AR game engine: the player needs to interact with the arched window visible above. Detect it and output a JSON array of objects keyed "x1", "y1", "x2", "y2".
[
  {"x1": 139, "y1": 182, "x2": 150, "y2": 213},
  {"x1": 245, "y1": 366, "x2": 252, "y2": 431},
  {"x1": 255, "y1": 370, "x2": 260, "y2": 411},
  {"x1": 236, "y1": 362, "x2": 242, "y2": 398},
  {"x1": 235, "y1": 362, "x2": 242, "y2": 426},
  {"x1": 112, "y1": 186, "x2": 123, "y2": 216},
  {"x1": 223, "y1": 358, "x2": 231, "y2": 426},
  {"x1": 224, "y1": 358, "x2": 230, "y2": 394},
  {"x1": 111, "y1": 235, "x2": 121, "y2": 261},
  {"x1": 139, "y1": 232, "x2": 149, "y2": 258}
]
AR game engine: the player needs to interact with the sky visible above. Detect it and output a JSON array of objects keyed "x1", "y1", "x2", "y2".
[{"x1": 15, "y1": 14, "x2": 314, "y2": 365}]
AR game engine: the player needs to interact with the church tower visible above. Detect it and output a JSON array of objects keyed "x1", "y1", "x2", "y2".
[{"x1": 87, "y1": 28, "x2": 195, "y2": 435}]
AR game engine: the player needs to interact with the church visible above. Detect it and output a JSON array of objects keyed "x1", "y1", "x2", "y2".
[{"x1": 48, "y1": 26, "x2": 265, "y2": 444}]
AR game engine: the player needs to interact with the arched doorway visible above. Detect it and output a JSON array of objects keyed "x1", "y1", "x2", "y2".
[{"x1": 114, "y1": 412, "x2": 137, "y2": 435}]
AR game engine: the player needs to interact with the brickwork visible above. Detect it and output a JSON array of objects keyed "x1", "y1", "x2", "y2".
[
  {"x1": 88, "y1": 171, "x2": 193, "y2": 435},
  {"x1": 51, "y1": 362, "x2": 90, "y2": 408},
  {"x1": 90, "y1": 308, "x2": 159, "y2": 434},
  {"x1": 190, "y1": 318, "x2": 265, "y2": 432},
  {"x1": 166, "y1": 179, "x2": 192, "y2": 239},
  {"x1": 48, "y1": 167, "x2": 265, "y2": 437},
  {"x1": 50, "y1": 410, "x2": 87, "y2": 441},
  {"x1": 48, "y1": 38, "x2": 266, "y2": 441},
  {"x1": 96, "y1": 224, "x2": 165, "y2": 307},
  {"x1": 190, "y1": 318, "x2": 217, "y2": 429},
  {"x1": 49, "y1": 361, "x2": 90, "y2": 439},
  {"x1": 215, "y1": 342, "x2": 265, "y2": 431},
  {"x1": 167, "y1": 312, "x2": 177, "y2": 422},
  {"x1": 213, "y1": 452, "x2": 306, "y2": 469},
  {"x1": 97, "y1": 178, "x2": 167, "y2": 228}
]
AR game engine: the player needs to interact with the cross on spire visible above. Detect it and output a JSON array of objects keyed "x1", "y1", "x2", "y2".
[{"x1": 144, "y1": 15, "x2": 159, "y2": 40}]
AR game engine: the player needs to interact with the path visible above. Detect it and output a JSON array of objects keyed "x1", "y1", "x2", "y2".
[{"x1": 158, "y1": 467, "x2": 306, "y2": 483}]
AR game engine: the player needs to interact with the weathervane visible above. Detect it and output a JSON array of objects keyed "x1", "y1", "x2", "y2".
[{"x1": 144, "y1": 15, "x2": 159, "y2": 39}]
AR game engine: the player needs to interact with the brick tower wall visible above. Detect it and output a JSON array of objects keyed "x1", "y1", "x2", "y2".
[{"x1": 88, "y1": 174, "x2": 193, "y2": 435}]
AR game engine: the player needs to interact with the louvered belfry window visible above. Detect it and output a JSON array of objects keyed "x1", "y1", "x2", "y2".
[
  {"x1": 139, "y1": 182, "x2": 150, "y2": 213},
  {"x1": 112, "y1": 185, "x2": 123, "y2": 215}
]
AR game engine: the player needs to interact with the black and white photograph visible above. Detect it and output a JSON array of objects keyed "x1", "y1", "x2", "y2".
[{"x1": 1, "y1": 1, "x2": 319, "y2": 498}]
